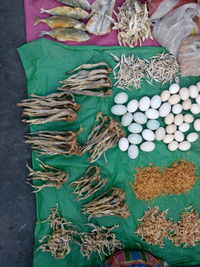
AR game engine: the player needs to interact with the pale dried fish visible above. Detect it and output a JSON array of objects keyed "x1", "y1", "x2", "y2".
[{"x1": 56, "y1": 0, "x2": 91, "y2": 11}]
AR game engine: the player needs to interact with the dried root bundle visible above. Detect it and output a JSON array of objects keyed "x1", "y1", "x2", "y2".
[
  {"x1": 70, "y1": 166, "x2": 107, "y2": 200},
  {"x1": 82, "y1": 112, "x2": 124, "y2": 163},
  {"x1": 17, "y1": 92, "x2": 80, "y2": 125},
  {"x1": 57, "y1": 62, "x2": 112, "y2": 97},
  {"x1": 26, "y1": 130, "x2": 82, "y2": 156},
  {"x1": 82, "y1": 187, "x2": 129, "y2": 219},
  {"x1": 26, "y1": 160, "x2": 68, "y2": 193}
]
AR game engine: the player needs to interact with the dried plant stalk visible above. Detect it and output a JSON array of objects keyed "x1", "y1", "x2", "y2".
[
  {"x1": 26, "y1": 129, "x2": 82, "y2": 156},
  {"x1": 82, "y1": 187, "x2": 129, "y2": 219},
  {"x1": 70, "y1": 166, "x2": 107, "y2": 200},
  {"x1": 17, "y1": 92, "x2": 80, "y2": 125},
  {"x1": 82, "y1": 112, "x2": 124, "y2": 162},
  {"x1": 57, "y1": 62, "x2": 112, "y2": 97}
]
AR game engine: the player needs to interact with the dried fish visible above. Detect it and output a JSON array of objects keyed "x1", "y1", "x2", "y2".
[
  {"x1": 82, "y1": 187, "x2": 129, "y2": 219},
  {"x1": 82, "y1": 113, "x2": 124, "y2": 163},
  {"x1": 71, "y1": 166, "x2": 107, "y2": 200},
  {"x1": 17, "y1": 92, "x2": 80, "y2": 125},
  {"x1": 57, "y1": 62, "x2": 112, "y2": 97},
  {"x1": 56, "y1": 0, "x2": 91, "y2": 11}
]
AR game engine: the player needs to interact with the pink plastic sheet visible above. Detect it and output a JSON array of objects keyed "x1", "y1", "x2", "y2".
[{"x1": 24, "y1": 0, "x2": 160, "y2": 46}]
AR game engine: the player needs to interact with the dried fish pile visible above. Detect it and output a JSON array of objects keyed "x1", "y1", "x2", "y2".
[
  {"x1": 113, "y1": 0, "x2": 153, "y2": 47},
  {"x1": 57, "y1": 62, "x2": 112, "y2": 97},
  {"x1": 82, "y1": 113, "x2": 124, "y2": 162},
  {"x1": 71, "y1": 166, "x2": 107, "y2": 200},
  {"x1": 26, "y1": 130, "x2": 82, "y2": 156},
  {"x1": 17, "y1": 92, "x2": 80, "y2": 125},
  {"x1": 82, "y1": 187, "x2": 129, "y2": 219},
  {"x1": 26, "y1": 160, "x2": 68, "y2": 193}
]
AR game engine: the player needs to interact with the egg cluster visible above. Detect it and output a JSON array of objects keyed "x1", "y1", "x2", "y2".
[{"x1": 111, "y1": 82, "x2": 200, "y2": 159}]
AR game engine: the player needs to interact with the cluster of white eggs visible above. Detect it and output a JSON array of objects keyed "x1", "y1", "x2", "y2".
[{"x1": 111, "y1": 82, "x2": 200, "y2": 159}]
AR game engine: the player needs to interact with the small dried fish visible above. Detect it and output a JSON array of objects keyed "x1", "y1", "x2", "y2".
[
  {"x1": 56, "y1": 0, "x2": 91, "y2": 11},
  {"x1": 39, "y1": 28, "x2": 90, "y2": 42},
  {"x1": 82, "y1": 187, "x2": 129, "y2": 219},
  {"x1": 71, "y1": 166, "x2": 107, "y2": 200},
  {"x1": 40, "y1": 6, "x2": 90, "y2": 20},
  {"x1": 82, "y1": 112, "x2": 124, "y2": 162}
]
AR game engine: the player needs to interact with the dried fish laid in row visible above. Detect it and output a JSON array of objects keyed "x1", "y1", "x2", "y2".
[
  {"x1": 26, "y1": 159, "x2": 68, "y2": 193},
  {"x1": 82, "y1": 113, "x2": 124, "y2": 163},
  {"x1": 56, "y1": 0, "x2": 91, "y2": 11},
  {"x1": 17, "y1": 92, "x2": 80, "y2": 125},
  {"x1": 112, "y1": 0, "x2": 153, "y2": 47},
  {"x1": 82, "y1": 187, "x2": 129, "y2": 219},
  {"x1": 71, "y1": 166, "x2": 108, "y2": 200},
  {"x1": 26, "y1": 129, "x2": 82, "y2": 156},
  {"x1": 57, "y1": 62, "x2": 112, "y2": 97}
]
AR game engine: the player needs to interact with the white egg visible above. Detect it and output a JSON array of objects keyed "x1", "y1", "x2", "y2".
[
  {"x1": 164, "y1": 113, "x2": 174, "y2": 125},
  {"x1": 168, "y1": 141, "x2": 178, "y2": 151},
  {"x1": 169, "y1": 83, "x2": 180, "y2": 94},
  {"x1": 187, "y1": 132, "x2": 198, "y2": 143},
  {"x1": 168, "y1": 94, "x2": 180, "y2": 105},
  {"x1": 179, "y1": 141, "x2": 191, "y2": 151},
  {"x1": 190, "y1": 104, "x2": 200, "y2": 114},
  {"x1": 174, "y1": 114, "x2": 184, "y2": 126},
  {"x1": 133, "y1": 112, "x2": 147, "y2": 124},
  {"x1": 172, "y1": 104, "x2": 182, "y2": 114},
  {"x1": 142, "y1": 129, "x2": 155, "y2": 141},
  {"x1": 194, "y1": 119, "x2": 200, "y2": 131},
  {"x1": 111, "y1": 105, "x2": 127, "y2": 116},
  {"x1": 128, "y1": 123, "x2": 143, "y2": 133},
  {"x1": 114, "y1": 92, "x2": 128, "y2": 104},
  {"x1": 121, "y1": 112, "x2": 133, "y2": 127},
  {"x1": 140, "y1": 142, "x2": 155, "y2": 152},
  {"x1": 183, "y1": 114, "x2": 194, "y2": 124},
  {"x1": 174, "y1": 131, "x2": 184, "y2": 142},
  {"x1": 196, "y1": 95, "x2": 200, "y2": 105},
  {"x1": 166, "y1": 124, "x2": 177, "y2": 134},
  {"x1": 159, "y1": 103, "x2": 171, "y2": 117},
  {"x1": 160, "y1": 90, "x2": 170, "y2": 102},
  {"x1": 155, "y1": 127, "x2": 166, "y2": 141},
  {"x1": 147, "y1": 120, "x2": 160, "y2": 130},
  {"x1": 182, "y1": 99, "x2": 192, "y2": 110},
  {"x1": 139, "y1": 96, "x2": 151, "y2": 111},
  {"x1": 151, "y1": 95, "x2": 161, "y2": 109},
  {"x1": 128, "y1": 134, "x2": 142, "y2": 145},
  {"x1": 189, "y1": 85, "x2": 199, "y2": 99},
  {"x1": 118, "y1": 137, "x2": 129, "y2": 151},
  {"x1": 128, "y1": 145, "x2": 139, "y2": 159},
  {"x1": 178, "y1": 123, "x2": 190, "y2": 133},
  {"x1": 196, "y1": 82, "x2": 200, "y2": 91},
  {"x1": 163, "y1": 134, "x2": 174, "y2": 144},
  {"x1": 179, "y1": 87, "x2": 189, "y2": 100},
  {"x1": 145, "y1": 109, "x2": 159, "y2": 120},
  {"x1": 127, "y1": 99, "x2": 139, "y2": 113}
]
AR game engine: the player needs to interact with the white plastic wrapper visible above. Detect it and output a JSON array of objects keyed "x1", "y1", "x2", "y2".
[{"x1": 150, "y1": 0, "x2": 179, "y2": 20}]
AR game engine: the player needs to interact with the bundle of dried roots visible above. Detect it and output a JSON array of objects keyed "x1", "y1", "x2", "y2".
[
  {"x1": 82, "y1": 112, "x2": 124, "y2": 162},
  {"x1": 57, "y1": 62, "x2": 112, "y2": 97},
  {"x1": 17, "y1": 92, "x2": 80, "y2": 125},
  {"x1": 26, "y1": 159, "x2": 68, "y2": 193},
  {"x1": 26, "y1": 129, "x2": 82, "y2": 155},
  {"x1": 70, "y1": 166, "x2": 107, "y2": 200},
  {"x1": 82, "y1": 187, "x2": 129, "y2": 219}
]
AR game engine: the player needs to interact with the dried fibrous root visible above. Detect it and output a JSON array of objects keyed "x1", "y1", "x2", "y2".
[
  {"x1": 112, "y1": 0, "x2": 153, "y2": 47},
  {"x1": 26, "y1": 159, "x2": 68, "y2": 193},
  {"x1": 79, "y1": 224, "x2": 122, "y2": 259},
  {"x1": 17, "y1": 92, "x2": 80, "y2": 125},
  {"x1": 57, "y1": 62, "x2": 113, "y2": 97},
  {"x1": 70, "y1": 166, "x2": 108, "y2": 200},
  {"x1": 82, "y1": 112, "x2": 124, "y2": 163},
  {"x1": 82, "y1": 187, "x2": 129, "y2": 219},
  {"x1": 25, "y1": 129, "x2": 83, "y2": 156},
  {"x1": 136, "y1": 206, "x2": 172, "y2": 247}
]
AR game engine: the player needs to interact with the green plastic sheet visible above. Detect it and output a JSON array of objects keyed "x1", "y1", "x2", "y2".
[{"x1": 18, "y1": 39, "x2": 200, "y2": 267}]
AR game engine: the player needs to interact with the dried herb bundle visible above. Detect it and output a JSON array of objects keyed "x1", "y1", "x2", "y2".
[
  {"x1": 71, "y1": 166, "x2": 107, "y2": 200},
  {"x1": 57, "y1": 62, "x2": 112, "y2": 97},
  {"x1": 82, "y1": 112, "x2": 124, "y2": 163},
  {"x1": 82, "y1": 187, "x2": 129, "y2": 219},
  {"x1": 26, "y1": 160, "x2": 68, "y2": 193},
  {"x1": 17, "y1": 92, "x2": 80, "y2": 125},
  {"x1": 26, "y1": 130, "x2": 82, "y2": 156}
]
